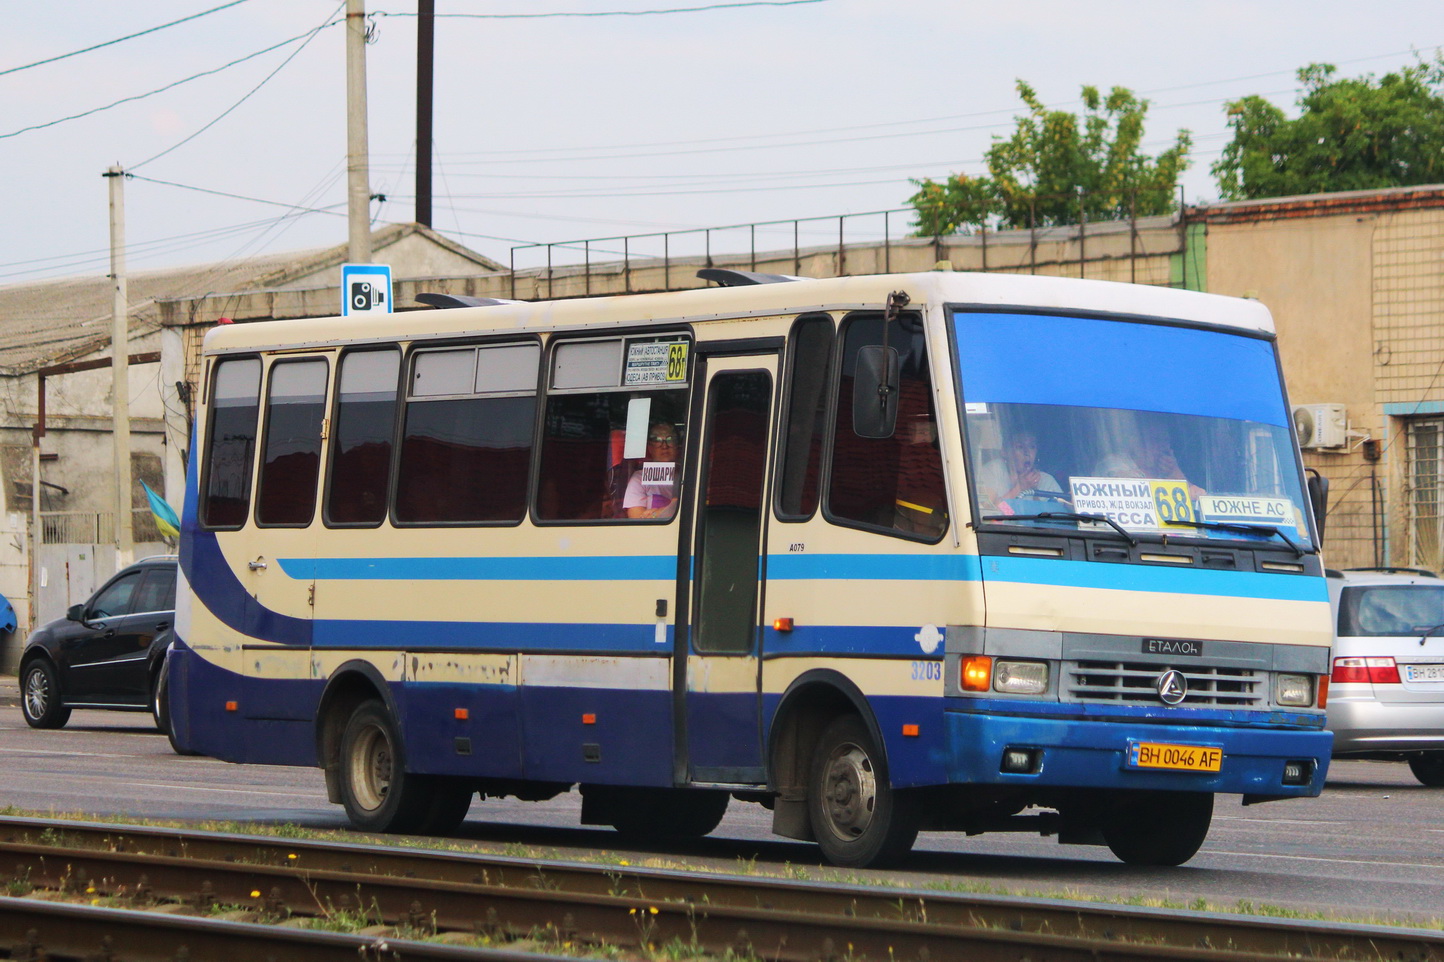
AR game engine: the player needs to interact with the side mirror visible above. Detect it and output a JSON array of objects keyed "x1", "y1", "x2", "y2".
[
  {"x1": 1306, "y1": 469, "x2": 1329, "y2": 546},
  {"x1": 66, "y1": 603, "x2": 86, "y2": 623},
  {"x1": 852, "y1": 344, "x2": 899, "y2": 439}
]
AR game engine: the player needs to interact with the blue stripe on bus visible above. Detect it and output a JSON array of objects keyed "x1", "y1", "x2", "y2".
[
  {"x1": 285, "y1": 555, "x2": 679, "y2": 582},
  {"x1": 280, "y1": 553, "x2": 984, "y2": 583},
  {"x1": 980, "y1": 555, "x2": 1328, "y2": 603}
]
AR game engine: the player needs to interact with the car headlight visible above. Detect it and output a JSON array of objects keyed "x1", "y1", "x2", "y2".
[
  {"x1": 1275, "y1": 673, "x2": 1314, "y2": 707},
  {"x1": 994, "y1": 660, "x2": 1049, "y2": 695}
]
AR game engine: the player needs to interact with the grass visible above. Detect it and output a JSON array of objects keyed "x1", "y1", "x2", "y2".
[{"x1": 2, "y1": 804, "x2": 1442, "y2": 934}]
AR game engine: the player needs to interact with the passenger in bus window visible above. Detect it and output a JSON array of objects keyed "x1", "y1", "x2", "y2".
[
  {"x1": 1096, "y1": 415, "x2": 1206, "y2": 498},
  {"x1": 624, "y1": 422, "x2": 681, "y2": 519},
  {"x1": 893, "y1": 416, "x2": 948, "y2": 536},
  {"x1": 978, "y1": 429, "x2": 1063, "y2": 512}
]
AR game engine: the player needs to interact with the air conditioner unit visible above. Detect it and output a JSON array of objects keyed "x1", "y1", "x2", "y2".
[{"x1": 1293, "y1": 403, "x2": 1348, "y2": 449}]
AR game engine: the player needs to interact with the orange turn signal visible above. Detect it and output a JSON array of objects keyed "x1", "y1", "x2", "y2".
[
  {"x1": 773, "y1": 617, "x2": 794, "y2": 632},
  {"x1": 224, "y1": 700, "x2": 238, "y2": 712},
  {"x1": 454, "y1": 708, "x2": 469, "y2": 721},
  {"x1": 902, "y1": 724, "x2": 920, "y2": 737},
  {"x1": 961, "y1": 656, "x2": 992, "y2": 692},
  {"x1": 582, "y1": 713, "x2": 596, "y2": 725}
]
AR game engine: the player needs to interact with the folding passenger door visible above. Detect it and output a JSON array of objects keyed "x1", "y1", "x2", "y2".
[{"x1": 677, "y1": 350, "x2": 778, "y2": 785}]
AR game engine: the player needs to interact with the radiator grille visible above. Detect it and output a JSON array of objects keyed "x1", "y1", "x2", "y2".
[{"x1": 1064, "y1": 660, "x2": 1265, "y2": 708}]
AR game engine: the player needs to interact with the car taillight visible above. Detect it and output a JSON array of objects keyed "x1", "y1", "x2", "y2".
[{"x1": 1331, "y1": 656, "x2": 1401, "y2": 685}]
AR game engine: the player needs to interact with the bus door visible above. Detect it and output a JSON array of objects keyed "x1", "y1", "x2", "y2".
[
  {"x1": 240, "y1": 355, "x2": 329, "y2": 720},
  {"x1": 677, "y1": 351, "x2": 778, "y2": 785}
]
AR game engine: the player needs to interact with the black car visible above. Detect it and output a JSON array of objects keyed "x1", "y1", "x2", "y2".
[{"x1": 20, "y1": 555, "x2": 176, "y2": 730}]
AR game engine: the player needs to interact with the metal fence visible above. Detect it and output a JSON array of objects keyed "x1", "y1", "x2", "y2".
[{"x1": 40, "y1": 510, "x2": 166, "y2": 546}]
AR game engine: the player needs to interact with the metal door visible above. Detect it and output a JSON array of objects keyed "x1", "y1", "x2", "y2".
[{"x1": 677, "y1": 353, "x2": 777, "y2": 784}]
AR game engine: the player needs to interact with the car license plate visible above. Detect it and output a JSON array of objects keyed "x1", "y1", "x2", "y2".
[
  {"x1": 1127, "y1": 741, "x2": 1222, "y2": 773},
  {"x1": 1404, "y1": 664, "x2": 1444, "y2": 682}
]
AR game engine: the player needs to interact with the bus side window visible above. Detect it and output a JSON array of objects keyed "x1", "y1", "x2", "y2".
[
  {"x1": 536, "y1": 335, "x2": 690, "y2": 522},
  {"x1": 827, "y1": 314, "x2": 946, "y2": 540},
  {"x1": 776, "y1": 314, "x2": 834, "y2": 520},
  {"x1": 326, "y1": 349, "x2": 401, "y2": 526},
  {"x1": 395, "y1": 342, "x2": 539, "y2": 525},
  {"x1": 200, "y1": 357, "x2": 262, "y2": 529},
  {"x1": 256, "y1": 358, "x2": 329, "y2": 526}
]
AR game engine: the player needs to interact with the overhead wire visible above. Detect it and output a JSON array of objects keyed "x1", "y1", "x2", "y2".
[
  {"x1": 372, "y1": 1, "x2": 824, "y2": 20},
  {"x1": 132, "y1": 2, "x2": 346, "y2": 170},
  {"x1": 0, "y1": 0, "x2": 252, "y2": 77},
  {"x1": 0, "y1": 22, "x2": 342, "y2": 141}
]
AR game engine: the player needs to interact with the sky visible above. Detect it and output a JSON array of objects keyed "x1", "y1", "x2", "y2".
[{"x1": 3, "y1": 0, "x2": 1442, "y2": 287}]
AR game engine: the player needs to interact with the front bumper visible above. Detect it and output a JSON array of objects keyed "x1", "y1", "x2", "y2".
[{"x1": 946, "y1": 709, "x2": 1332, "y2": 797}]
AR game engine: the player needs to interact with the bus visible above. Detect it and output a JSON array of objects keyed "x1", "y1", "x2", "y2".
[{"x1": 168, "y1": 269, "x2": 1333, "y2": 867}]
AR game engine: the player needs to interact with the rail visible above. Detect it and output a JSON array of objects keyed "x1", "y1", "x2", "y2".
[{"x1": 0, "y1": 815, "x2": 1437, "y2": 961}]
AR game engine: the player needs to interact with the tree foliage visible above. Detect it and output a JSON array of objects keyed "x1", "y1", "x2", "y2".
[
  {"x1": 908, "y1": 81, "x2": 1191, "y2": 235},
  {"x1": 1213, "y1": 57, "x2": 1444, "y2": 200}
]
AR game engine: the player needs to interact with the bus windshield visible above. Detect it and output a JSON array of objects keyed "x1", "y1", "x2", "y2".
[{"x1": 955, "y1": 310, "x2": 1314, "y2": 549}]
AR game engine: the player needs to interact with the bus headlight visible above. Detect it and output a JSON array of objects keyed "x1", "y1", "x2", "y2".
[
  {"x1": 1275, "y1": 673, "x2": 1314, "y2": 707},
  {"x1": 994, "y1": 660, "x2": 1049, "y2": 695}
]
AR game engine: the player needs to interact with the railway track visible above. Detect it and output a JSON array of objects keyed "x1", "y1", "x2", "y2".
[{"x1": 0, "y1": 814, "x2": 1438, "y2": 961}]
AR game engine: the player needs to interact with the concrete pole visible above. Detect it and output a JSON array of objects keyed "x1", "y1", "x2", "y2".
[
  {"x1": 346, "y1": 0, "x2": 372, "y2": 263},
  {"x1": 105, "y1": 165, "x2": 134, "y2": 569}
]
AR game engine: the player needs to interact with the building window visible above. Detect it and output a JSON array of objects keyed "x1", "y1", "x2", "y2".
[{"x1": 1407, "y1": 418, "x2": 1444, "y2": 569}]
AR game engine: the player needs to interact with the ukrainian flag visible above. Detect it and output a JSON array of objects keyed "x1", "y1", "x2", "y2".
[{"x1": 141, "y1": 480, "x2": 180, "y2": 540}]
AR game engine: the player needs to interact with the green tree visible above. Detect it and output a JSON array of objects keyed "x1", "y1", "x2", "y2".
[
  {"x1": 908, "y1": 81, "x2": 1191, "y2": 235},
  {"x1": 1213, "y1": 57, "x2": 1444, "y2": 200}
]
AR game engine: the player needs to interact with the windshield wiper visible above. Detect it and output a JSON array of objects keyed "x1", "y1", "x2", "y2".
[
  {"x1": 1417, "y1": 623, "x2": 1444, "y2": 646},
  {"x1": 980, "y1": 511, "x2": 1138, "y2": 547},
  {"x1": 1160, "y1": 518, "x2": 1305, "y2": 558}
]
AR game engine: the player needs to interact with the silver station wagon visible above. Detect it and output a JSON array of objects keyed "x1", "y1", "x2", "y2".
[{"x1": 1327, "y1": 567, "x2": 1444, "y2": 785}]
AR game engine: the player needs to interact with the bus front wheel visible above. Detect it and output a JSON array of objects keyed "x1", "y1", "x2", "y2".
[
  {"x1": 339, "y1": 700, "x2": 472, "y2": 835},
  {"x1": 807, "y1": 714, "x2": 917, "y2": 868},
  {"x1": 1100, "y1": 791, "x2": 1213, "y2": 866}
]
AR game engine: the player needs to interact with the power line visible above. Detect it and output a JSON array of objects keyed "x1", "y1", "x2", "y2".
[
  {"x1": 0, "y1": 23, "x2": 342, "y2": 141},
  {"x1": 132, "y1": 2, "x2": 344, "y2": 169},
  {"x1": 0, "y1": 0, "x2": 252, "y2": 77},
  {"x1": 127, "y1": 174, "x2": 349, "y2": 217},
  {"x1": 373, "y1": 1, "x2": 824, "y2": 20}
]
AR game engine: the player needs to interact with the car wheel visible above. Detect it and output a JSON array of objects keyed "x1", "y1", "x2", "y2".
[
  {"x1": 1101, "y1": 791, "x2": 1213, "y2": 866},
  {"x1": 21, "y1": 660, "x2": 71, "y2": 729},
  {"x1": 1408, "y1": 753, "x2": 1444, "y2": 787},
  {"x1": 150, "y1": 668, "x2": 168, "y2": 733},
  {"x1": 807, "y1": 714, "x2": 918, "y2": 868},
  {"x1": 338, "y1": 700, "x2": 471, "y2": 835}
]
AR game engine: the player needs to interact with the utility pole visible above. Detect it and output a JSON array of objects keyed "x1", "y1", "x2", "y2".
[
  {"x1": 346, "y1": 0, "x2": 372, "y2": 262},
  {"x1": 415, "y1": 0, "x2": 434, "y2": 227},
  {"x1": 103, "y1": 165, "x2": 134, "y2": 569}
]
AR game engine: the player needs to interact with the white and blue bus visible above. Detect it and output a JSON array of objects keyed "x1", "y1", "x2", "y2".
[{"x1": 169, "y1": 269, "x2": 1333, "y2": 867}]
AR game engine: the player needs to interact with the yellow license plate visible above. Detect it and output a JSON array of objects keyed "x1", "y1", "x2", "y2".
[{"x1": 1128, "y1": 741, "x2": 1222, "y2": 773}]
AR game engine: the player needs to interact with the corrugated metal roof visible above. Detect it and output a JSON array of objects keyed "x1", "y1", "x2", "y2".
[{"x1": 0, "y1": 223, "x2": 502, "y2": 375}]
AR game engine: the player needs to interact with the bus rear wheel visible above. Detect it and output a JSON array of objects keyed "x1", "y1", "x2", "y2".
[
  {"x1": 1100, "y1": 791, "x2": 1213, "y2": 866},
  {"x1": 339, "y1": 700, "x2": 473, "y2": 835},
  {"x1": 807, "y1": 714, "x2": 917, "y2": 868}
]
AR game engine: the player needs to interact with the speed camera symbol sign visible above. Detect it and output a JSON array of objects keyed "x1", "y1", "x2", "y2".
[{"x1": 341, "y1": 263, "x2": 392, "y2": 316}]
